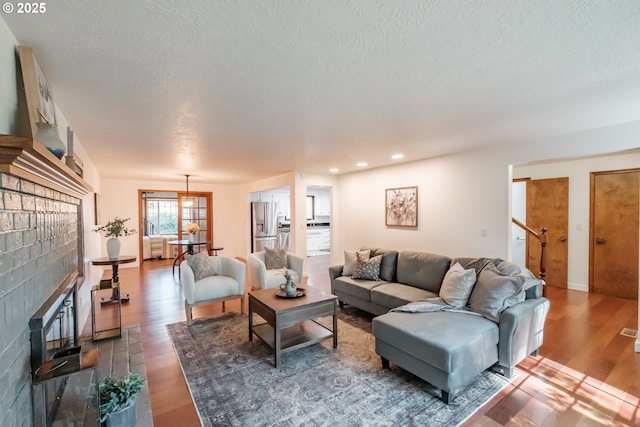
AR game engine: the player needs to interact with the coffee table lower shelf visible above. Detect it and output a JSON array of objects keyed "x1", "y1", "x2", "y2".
[{"x1": 252, "y1": 320, "x2": 334, "y2": 353}]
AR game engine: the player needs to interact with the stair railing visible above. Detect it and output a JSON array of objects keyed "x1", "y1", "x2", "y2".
[{"x1": 512, "y1": 218, "x2": 547, "y2": 296}]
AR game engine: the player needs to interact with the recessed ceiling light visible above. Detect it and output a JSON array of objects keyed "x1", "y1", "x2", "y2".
[
  {"x1": 356, "y1": 162, "x2": 368, "y2": 167},
  {"x1": 391, "y1": 154, "x2": 404, "y2": 160},
  {"x1": 329, "y1": 168, "x2": 339, "y2": 173}
]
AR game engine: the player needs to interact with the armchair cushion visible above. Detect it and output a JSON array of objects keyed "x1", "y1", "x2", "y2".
[
  {"x1": 185, "y1": 251, "x2": 217, "y2": 281},
  {"x1": 264, "y1": 247, "x2": 288, "y2": 269}
]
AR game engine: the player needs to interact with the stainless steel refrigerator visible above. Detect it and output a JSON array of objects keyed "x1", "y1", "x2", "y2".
[{"x1": 251, "y1": 202, "x2": 278, "y2": 252}]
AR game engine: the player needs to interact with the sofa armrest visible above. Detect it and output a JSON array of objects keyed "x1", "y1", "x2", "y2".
[
  {"x1": 498, "y1": 297, "x2": 550, "y2": 371},
  {"x1": 329, "y1": 265, "x2": 344, "y2": 294}
]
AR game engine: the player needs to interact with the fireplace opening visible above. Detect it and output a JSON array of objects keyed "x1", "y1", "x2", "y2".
[{"x1": 29, "y1": 274, "x2": 79, "y2": 425}]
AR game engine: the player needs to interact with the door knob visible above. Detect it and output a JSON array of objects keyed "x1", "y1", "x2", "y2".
[
  {"x1": 596, "y1": 236, "x2": 605, "y2": 245},
  {"x1": 558, "y1": 236, "x2": 567, "y2": 242}
]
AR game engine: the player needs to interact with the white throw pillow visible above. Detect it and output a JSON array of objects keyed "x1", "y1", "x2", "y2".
[
  {"x1": 439, "y1": 262, "x2": 477, "y2": 307},
  {"x1": 342, "y1": 249, "x2": 371, "y2": 276}
]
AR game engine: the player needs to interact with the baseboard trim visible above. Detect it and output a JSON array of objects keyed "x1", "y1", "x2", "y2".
[{"x1": 567, "y1": 283, "x2": 589, "y2": 292}]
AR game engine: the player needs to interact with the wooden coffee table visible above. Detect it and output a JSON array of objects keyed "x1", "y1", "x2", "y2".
[{"x1": 248, "y1": 286, "x2": 338, "y2": 368}]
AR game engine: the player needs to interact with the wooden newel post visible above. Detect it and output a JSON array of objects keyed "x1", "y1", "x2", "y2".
[{"x1": 539, "y1": 227, "x2": 547, "y2": 297}]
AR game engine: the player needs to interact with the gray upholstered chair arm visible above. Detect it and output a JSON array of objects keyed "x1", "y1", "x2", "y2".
[
  {"x1": 329, "y1": 265, "x2": 344, "y2": 294},
  {"x1": 287, "y1": 253, "x2": 305, "y2": 284},
  {"x1": 247, "y1": 253, "x2": 267, "y2": 289},
  {"x1": 218, "y1": 256, "x2": 246, "y2": 294},
  {"x1": 498, "y1": 297, "x2": 550, "y2": 370},
  {"x1": 180, "y1": 260, "x2": 196, "y2": 304}
]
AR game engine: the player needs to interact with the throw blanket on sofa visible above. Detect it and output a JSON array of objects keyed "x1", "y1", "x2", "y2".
[{"x1": 391, "y1": 298, "x2": 482, "y2": 317}]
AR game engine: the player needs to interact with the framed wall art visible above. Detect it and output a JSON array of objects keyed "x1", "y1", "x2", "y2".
[
  {"x1": 385, "y1": 186, "x2": 418, "y2": 227},
  {"x1": 94, "y1": 193, "x2": 101, "y2": 225},
  {"x1": 18, "y1": 46, "x2": 57, "y2": 132}
]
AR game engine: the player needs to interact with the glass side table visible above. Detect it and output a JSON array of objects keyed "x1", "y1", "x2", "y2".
[{"x1": 91, "y1": 281, "x2": 122, "y2": 341}]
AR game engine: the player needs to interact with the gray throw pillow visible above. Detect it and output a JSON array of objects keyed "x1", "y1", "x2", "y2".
[
  {"x1": 371, "y1": 248, "x2": 399, "y2": 282},
  {"x1": 467, "y1": 263, "x2": 526, "y2": 322},
  {"x1": 496, "y1": 261, "x2": 545, "y2": 299},
  {"x1": 343, "y1": 249, "x2": 371, "y2": 276},
  {"x1": 185, "y1": 252, "x2": 217, "y2": 281},
  {"x1": 352, "y1": 254, "x2": 382, "y2": 281},
  {"x1": 264, "y1": 247, "x2": 288, "y2": 270},
  {"x1": 439, "y1": 262, "x2": 477, "y2": 307}
]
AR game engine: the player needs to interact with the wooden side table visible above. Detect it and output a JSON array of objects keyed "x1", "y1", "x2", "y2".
[{"x1": 248, "y1": 287, "x2": 338, "y2": 368}]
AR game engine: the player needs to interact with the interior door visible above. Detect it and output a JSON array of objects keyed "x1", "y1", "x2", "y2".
[
  {"x1": 178, "y1": 191, "x2": 213, "y2": 245},
  {"x1": 590, "y1": 170, "x2": 639, "y2": 299},
  {"x1": 526, "y1": 177, "x2": 569, "y2": 288}
]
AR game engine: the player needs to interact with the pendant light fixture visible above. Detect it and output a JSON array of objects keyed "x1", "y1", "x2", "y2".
[{"x1": 184, "y1": 174, "x2": 193, "y2": 207}]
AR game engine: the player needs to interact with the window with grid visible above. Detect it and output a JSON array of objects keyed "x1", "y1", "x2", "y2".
[{"x1": 146, "y1": 199, "x2": 178, "y2": 235}]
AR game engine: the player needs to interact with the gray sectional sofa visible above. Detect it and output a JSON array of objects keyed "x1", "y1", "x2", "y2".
[{"x1": 329, "y1": 247, "x2": 550, "y2": 403}]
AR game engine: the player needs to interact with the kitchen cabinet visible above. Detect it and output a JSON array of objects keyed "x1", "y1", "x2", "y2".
[
  {"x1": 307, "y1": 229, "x2": 323, "y2": 251},
  {"x1": 315, "y1": 194, "x2": 330, "y2": 216},
  {"x1": 319, "y1": 228, "x2": 330, "y2": 250},
  {"x1": 307, "y1": 227, "x2": 330, "y2": 252}
]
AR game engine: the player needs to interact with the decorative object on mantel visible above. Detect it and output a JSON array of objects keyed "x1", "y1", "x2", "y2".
[
  {"x1": 186, "y1": 222, "x2": 200, "y2": 243},
  {"x1": 93, "y1": 217, "x2": 137, "y2": 259},
  {"x1": 34, "y1": 122, "x2": 65, "y2": 159},
  {"x1": 385, "y1": 186, "x2": 418, "y2": 227},
  {"x1": 64, "y1": 126, "x2": 84, "y2": 177},
  {"x1": 92, "y1": 372, "x2": 145, "y2": 426},
  {"x1": 17, "y1": 46, "x2": 66, "y2": 158}
]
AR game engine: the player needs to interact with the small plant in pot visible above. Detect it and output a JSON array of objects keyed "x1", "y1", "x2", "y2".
[{"x1": 94, "y1": 373, "x2": 145, "y2": 426}]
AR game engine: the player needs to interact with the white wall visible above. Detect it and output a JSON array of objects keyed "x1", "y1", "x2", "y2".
[
  {"x1": 0, "y1": 18, "x2": 21, "y2": 134},
  {"x1": 335, "y1": 147, "x2": 511, "y2": 264},
  {"x1": 514, "y1": 149, "x2": 640, "y2": 291}
]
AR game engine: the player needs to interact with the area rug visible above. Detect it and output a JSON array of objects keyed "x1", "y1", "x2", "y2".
[{"x1": 167, "y1": 308, "x2": 510, "y2": 427}]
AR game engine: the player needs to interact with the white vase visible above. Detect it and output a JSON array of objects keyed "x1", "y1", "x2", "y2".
[
  {"x1": 188, "y1": 233, "x2": 194, "y2": 243},
  {"x1": 106, "y1": 237, "x2": 121, "y2": 259}
]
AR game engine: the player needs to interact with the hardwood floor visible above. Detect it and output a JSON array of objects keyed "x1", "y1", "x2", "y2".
[{"x1": 89, "y1": 255, "x2": 640, "y2": 426}]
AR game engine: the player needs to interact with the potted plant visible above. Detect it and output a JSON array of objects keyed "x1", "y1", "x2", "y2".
[
  {"x1": 94, "y1": 373, "x2": 145, "y2": 426},
  {"x1": 93, "y1": 217, "x2": 137, "y2": 259}
]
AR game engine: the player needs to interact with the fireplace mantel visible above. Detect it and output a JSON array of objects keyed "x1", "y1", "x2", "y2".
[{"x1": 0, "y1": 134, "x2": 92, "y2": 196}]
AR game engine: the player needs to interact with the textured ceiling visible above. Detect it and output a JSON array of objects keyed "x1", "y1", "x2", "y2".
[{"x1": 3, "y1": 0, "x2": 640, "y2": 184}]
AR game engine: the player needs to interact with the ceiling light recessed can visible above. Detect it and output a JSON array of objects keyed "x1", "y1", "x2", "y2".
[
  {"x1": 329, "y1": 168, "x2": 339, "y2": 173},
  {"x1": 356, "y1": 162, "x2": 368, "y2": 167},
  {"x1": 391, "y1": 154, "x2": 404, "y2": 160}
]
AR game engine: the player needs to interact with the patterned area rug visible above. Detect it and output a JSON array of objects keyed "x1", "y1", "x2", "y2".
[{"x1": 167, "y1": 308, "x2": 510, "y2": 427}]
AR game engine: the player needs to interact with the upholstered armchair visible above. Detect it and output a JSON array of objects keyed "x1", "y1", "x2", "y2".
[
  {"x1": 248, "y1": 250, "x2": 304, "y2": 290},
  {"x1": 180, "y1": 254, "x2": 246, "y2": 325}
]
